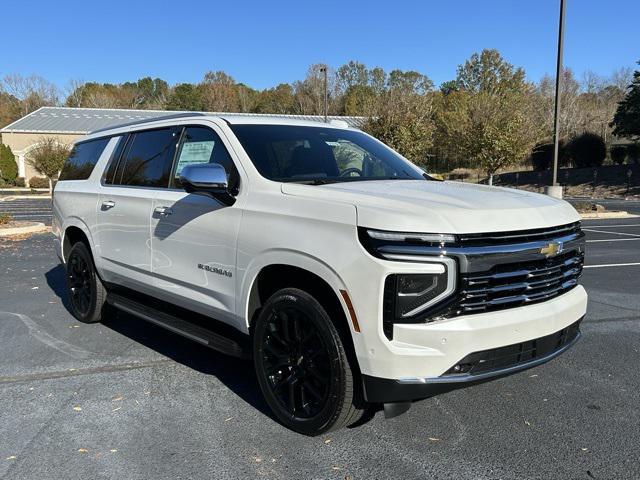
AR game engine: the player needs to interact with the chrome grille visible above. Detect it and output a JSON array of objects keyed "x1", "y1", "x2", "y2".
[{"x1": 459, "y1": 250, "x2": 584, "y2": 314}]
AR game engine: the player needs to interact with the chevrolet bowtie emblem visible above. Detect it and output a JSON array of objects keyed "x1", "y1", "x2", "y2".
[{"x1": 540, "y1": 241, "x2": 563, "y2": 257}]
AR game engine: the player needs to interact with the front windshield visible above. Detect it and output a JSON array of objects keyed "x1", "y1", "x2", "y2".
[{"x1": 229, "y1": 124, "x2": 426, "y2": 183}]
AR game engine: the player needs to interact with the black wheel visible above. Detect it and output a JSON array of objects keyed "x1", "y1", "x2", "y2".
[
  {"x1": 253, "y1": 288, "x2": 362, "y2": 435},
  {"x1": 66, "y1": 242, "x2": 107, "y2": 323}
]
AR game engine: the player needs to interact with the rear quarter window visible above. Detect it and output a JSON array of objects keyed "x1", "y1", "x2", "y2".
[{"x1": 59, "y1": 137, "x2": 110, "y2": 181}]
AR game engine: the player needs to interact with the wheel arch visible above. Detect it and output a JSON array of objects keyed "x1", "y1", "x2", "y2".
[
  {"x1": 62, "y1": 219, "x2": 94, "y2": 263},
  {"x1": 241, "y1": 252, "x2": 349, "y2": 329}
]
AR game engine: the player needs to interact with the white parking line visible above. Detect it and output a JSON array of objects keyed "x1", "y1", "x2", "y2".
[
  {"x1": 583, "y1": 228, "x2": 640, "y2": 237},
  {"x1": 587, "y1": 238, "x2": 640, "y2": 243},
  {"x1": 582, "y1": 223, "x2": 640, "y2": 228},
  {"x1": 584, "y1": 262, "x2": 640, "y2": 269}
]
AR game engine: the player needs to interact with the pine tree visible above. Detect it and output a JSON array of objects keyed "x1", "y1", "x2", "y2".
[{"x1": 611, "y1": 62, "x2": 640, "y2": 140}]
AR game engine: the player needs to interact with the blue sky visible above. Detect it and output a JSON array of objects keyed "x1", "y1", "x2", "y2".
[{"x1": 1, "y1": 0, "x2": 637, "y2": 91}]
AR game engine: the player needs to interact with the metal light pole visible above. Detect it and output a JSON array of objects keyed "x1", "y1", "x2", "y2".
[
  {"x1": 320, "y1": 65, "x2": 328, "y2": 122},
  {"x1": 549, "y1": 0, "x2": 566, "y2": 197}
]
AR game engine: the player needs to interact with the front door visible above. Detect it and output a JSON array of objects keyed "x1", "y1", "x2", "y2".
[{"x1": 150, "y1": 124, "x2": 243, "y2": 325}]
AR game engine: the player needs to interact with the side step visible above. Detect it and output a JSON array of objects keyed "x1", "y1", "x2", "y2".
[{"x1": 106, "y1": 293, "x2": 250, "y2": 359}]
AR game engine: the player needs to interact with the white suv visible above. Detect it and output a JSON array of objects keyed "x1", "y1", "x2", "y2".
[{"x1": 53, "y1": 113, "x2": 587, "y2": 435}]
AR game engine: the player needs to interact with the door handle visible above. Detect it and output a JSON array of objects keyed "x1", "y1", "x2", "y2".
[
  {"x1": 154, "y1": 206, "x2": 173, "y2": 216},
  {"x1": 101, "y1": 200, "x2": 115, "y2": 210}
]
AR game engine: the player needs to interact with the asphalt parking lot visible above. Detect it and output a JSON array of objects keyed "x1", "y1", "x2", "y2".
[
  {"x1": 0, "y1": 214, "x2": 639, "y2": 479},
  {"x1": 0, "y1": 196, "x2": 52, "y2": 225}
]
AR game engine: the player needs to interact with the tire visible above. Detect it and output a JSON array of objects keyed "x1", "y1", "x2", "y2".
[
  {"x1": 65, "y1": 242, "x2": 107, "y2": 324},
  {"x1": 253, "y1": 288, "x2": 363, "y2": 435}
]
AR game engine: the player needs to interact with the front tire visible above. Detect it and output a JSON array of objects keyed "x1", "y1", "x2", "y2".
[
  {"x1": 253, "y1": 288, "x2": 362, "y2": 435},
  {"x1": 65, "y1": 242, "x2": 107, "y2": 324}
]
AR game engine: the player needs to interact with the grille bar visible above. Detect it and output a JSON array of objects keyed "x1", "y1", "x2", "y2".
[{"x1": 459, "y1": 251, "x2": 584, "y2": 314}]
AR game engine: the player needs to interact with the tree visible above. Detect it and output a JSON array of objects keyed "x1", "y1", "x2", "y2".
[
  {"x1": 439, "y1": 80, "x2": 459, "y2": 95},
  {"x1": 533, "y1": 69, "x2": 580, "y2": 140},
  {"x1": 336, "y1": 61, "x2": 369, "y2": 93},
  {"x1": 611, "y1": 62, "x2": 640, "y2": 140},
  {"x1": 26, "y1": 138, "x2": 70, "y2": 193},
  {"x1": 166, "y1": 83, "x2": 203, "y2": 111},
  {"x1": 0, "y1": 144, "x2": 18, "y2": 183},
  {"x1": 341, "y1": 84, "x2": 377, "y2": 116},
  {"x1": 253, "y1": 83, "x2": 296, "y2": 114},
  {"x1": 456, "y1": 49, "x2": 526, "y2": 95},
  {"x1": 435, "y1": 50, "x2": 538, "y2": 183},
  {"x1": 1, "y1": 74, "x2": 58, "y2": 116},
  {"x1": 200, "y1": 71, "x2": 240, "y2": 112},
  {"x1": 293, "y1": 64, "x2": 340, "y2": 115},
  {"x1": 0, "y1": 91, "x2": 21, "y2": 128},
  {"x1": 362, "y1": 70, "x2": 435, "y2": 164}
]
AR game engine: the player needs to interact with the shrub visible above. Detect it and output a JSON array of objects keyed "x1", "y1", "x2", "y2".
[
  {"x1": 610, "y1": 145, "x2": 627, "y2": 165},
  {"x1": 529, "y1": 141, "x2": 568, "y2": 171},
  {"x1": 0, "y1": 213, "x2": 12, "y2": 225},
  {"x1": 628, "y1": 144, "x2": 640, "y2": 165},
  {"x1": 15, "y1": 177, "x2": 25, "y2": 187},
  {"x1": 566, "y1": 132, "x2": 606, "y2": 168},
  {"x1": 28, "y1": 176, "x2": 50, "y2": 189},
  {"x1": 0, "y1": 144, "x2": 18, "y2": 182}
]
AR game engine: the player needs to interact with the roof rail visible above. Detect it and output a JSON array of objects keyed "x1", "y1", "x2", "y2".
[{"x1": 90, "y1": 112, "x2": 208, "y2": 134}]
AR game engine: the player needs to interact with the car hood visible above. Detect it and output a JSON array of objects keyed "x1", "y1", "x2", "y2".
[{"x1": 281, "y1": 180, "x2": 580, "y2": 233}]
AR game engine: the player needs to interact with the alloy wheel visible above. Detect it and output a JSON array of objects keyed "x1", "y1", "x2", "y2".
[
  {"x1": 67, "y1": 251, "x2": 92, "y2": 316},
  {"x1": 261, "y1": 306, "x2": 331, "y2": 419}
]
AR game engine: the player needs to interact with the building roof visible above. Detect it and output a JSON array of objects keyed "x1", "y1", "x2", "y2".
[{"x1": 0, "y1": 106, "x2": 365, "y2": 134}]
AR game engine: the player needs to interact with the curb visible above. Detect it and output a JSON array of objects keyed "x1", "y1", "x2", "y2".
[
  {"x1": 0, "y1": 222, "x2": 49, "y2": 237},
  {"x1": 580, "y1": 211, "x2": 638, "y2": 219}
]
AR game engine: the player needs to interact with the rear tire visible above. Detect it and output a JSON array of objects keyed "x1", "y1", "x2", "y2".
[
  {"x1": 253, "y1": 288, "x2": 362, "y2": 435},
  {"x1": 65, "y1": 242, "x2": 107, "y2": 324}
]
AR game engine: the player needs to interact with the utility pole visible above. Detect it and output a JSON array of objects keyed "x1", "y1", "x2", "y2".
[
  {"x1": 549, "y1": 0, "x2": 566, "y2": 198},
  {"x1": 320, "y1": 65, "x2": 328, "y2": 122}
]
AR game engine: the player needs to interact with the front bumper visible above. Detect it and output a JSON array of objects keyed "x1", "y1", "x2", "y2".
[{"x1": 363, "y1": 317, "x2": 582, "y2": 403}]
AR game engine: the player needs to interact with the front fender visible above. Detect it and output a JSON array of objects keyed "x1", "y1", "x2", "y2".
[{"x1": 238, "y1": 249, "x2": 350, "y2": 332}]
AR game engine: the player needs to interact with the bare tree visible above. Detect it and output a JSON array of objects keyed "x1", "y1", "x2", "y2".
[
  {"x1": 293, "y1": 64, "x2": 339, "y2": 115},
  {"x1": 1, "y1": 74, "x2": 59, "y2": 115},
  {"x1": 64, "y1": 79, "x2": 86, "y2": 107}
]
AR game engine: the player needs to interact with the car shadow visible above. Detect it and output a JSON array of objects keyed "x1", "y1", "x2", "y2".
[{"x1": 45, "y1": 264, "x2": 275, "y2": 422}]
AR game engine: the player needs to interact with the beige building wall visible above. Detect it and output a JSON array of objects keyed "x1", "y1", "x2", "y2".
[{"x1": 0, "y1": 132, "x2": 82, "y2": 186}]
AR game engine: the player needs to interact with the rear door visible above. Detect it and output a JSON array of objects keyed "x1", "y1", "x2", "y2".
[
  {"x1": 96, "y1": 127, "x2": 179, "y2": 290},
  {"x1": 150, "y1": 124, "x2": 243, "y2": 325}
]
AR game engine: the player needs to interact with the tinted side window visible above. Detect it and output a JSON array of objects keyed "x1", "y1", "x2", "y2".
[
  {"x1": 173, "y1": 126, "x2": 239, "y2": 191},
  {"x1": 116, "y1": 128, "x2": 178, "y2": 187},
  {"x1": 103, "y1": 135, "x2": 128, "y2": 185},
  {"x1": 59, "y1": 138, "x2": 110, "y2": 181}
]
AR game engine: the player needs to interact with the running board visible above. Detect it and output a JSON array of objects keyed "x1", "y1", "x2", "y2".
[{"x1": 107, "y1": 293, "x2": 249, "y2": 358}]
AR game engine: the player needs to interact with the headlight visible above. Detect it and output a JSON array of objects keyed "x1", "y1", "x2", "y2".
[
  {"x1": 382, "y1": 258, "x2": 457, "y2": 340},
  {"x1": 396, "y1": 272, "x2": 449, "y2": 317}
]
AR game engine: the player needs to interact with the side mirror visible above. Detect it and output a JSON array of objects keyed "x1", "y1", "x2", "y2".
[{"x1": 179, "y1": 163, "x2": 236, "y2": 206}]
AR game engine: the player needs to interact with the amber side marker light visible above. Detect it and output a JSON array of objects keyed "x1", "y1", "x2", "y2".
[{"x1": 339, "y1": 290, "x2": 360, "y2": 333}]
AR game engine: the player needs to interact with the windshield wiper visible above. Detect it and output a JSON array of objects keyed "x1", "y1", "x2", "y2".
[
  {"x1": 310, "y1": 178, "x2": 337, "y2": 185},
  {"x1": 282, "y1": 178, "x2": 337, "y2": 185}
]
